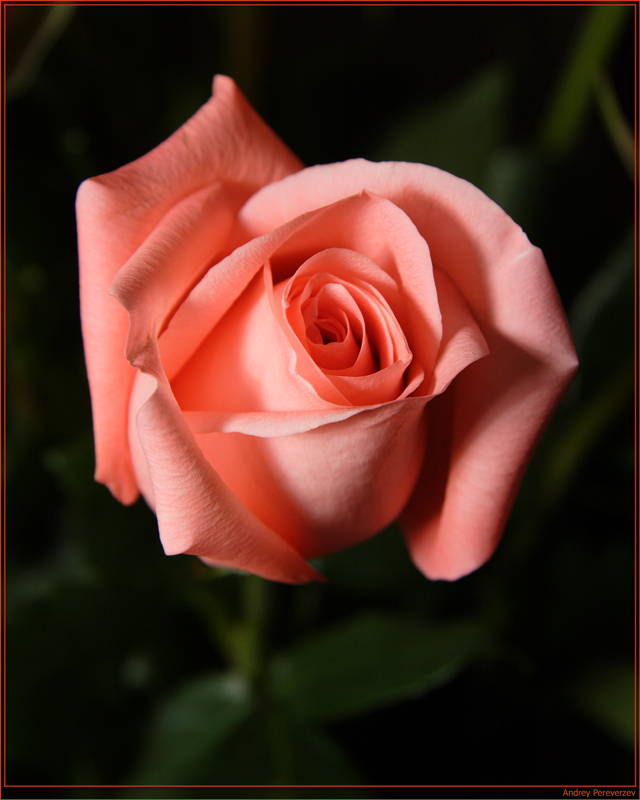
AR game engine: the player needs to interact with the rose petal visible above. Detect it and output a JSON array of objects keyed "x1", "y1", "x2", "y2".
[
  {"x1": 110, "y1": 183, "x2": 237, "y2": 368},
  {"x1": 170, "y1": 266, "x2": 345, "y2": 418},
  {"x1": 156, "y1": 202, "x2": 339, "y2": 386},
  {"x1": 401, "y1": 248, "x2": 578, "y2": 579},
  {"x1": 77, "y1": 75, "x2": 302, "y2": 503},
  {"x1": 134, "y1": 369, "x2": 321, "y2": 584},
  {"x1": 160, "y1": 191, "x2": 436, "y2": 400},
  {"x1": 426, "y1": 268, "x2": 489, "y2": 396}
]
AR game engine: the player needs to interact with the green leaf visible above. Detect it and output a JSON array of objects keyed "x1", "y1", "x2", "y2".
[
  {"x1": 571, "y1": 660, "x2": 635, "y2": 749},
  {"x1": 512, "y1": 229, "x2": 634, "y2": 527},
  {"x1": 125, "y1": 709, "x2": 365, "y2": 792},
  {"x1": 270, "y1": 613, "x2": 489, "y2": 721},
  {"x1": 533, "y1": 229, "x2": 635, "y2": 509},
  {"x1": 286, "y1": 723, "x2": 365, "y2": 787},
  {"x1": 197, "y1": 713, "x2": 366, "y2": 789},
  {"x1": 539, "y1": 361, "x2": 632, "y2": 514},
  {"x1": 128, "y1": 672, "x2": 253, "y2": 785},
  {"x1": 6, "y1": 5, "x2": 77, "y2": 102},
  {"x1": 373, "y1": 64, "x2": 510, "y2": 188}
]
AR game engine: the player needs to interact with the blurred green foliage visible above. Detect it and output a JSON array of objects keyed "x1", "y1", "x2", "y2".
[{"x1": 5, "y1": 4, "x2": 635, "y2": 797}]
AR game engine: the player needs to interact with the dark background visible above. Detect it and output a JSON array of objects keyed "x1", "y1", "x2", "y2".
[{"x1": 5, "y1": 3, "x2": 636, "y2": 796}]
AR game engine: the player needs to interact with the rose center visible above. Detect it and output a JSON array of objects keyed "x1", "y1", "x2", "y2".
[
  {"x1": 294, "y1": 278, "x2": 373, "y2": 372},
  {"x1": 312, "y1": 318, "x2": 345, "y2": 345},
  {"x1": 280, "y1": 249, "x2": 414, "y2": 390}
]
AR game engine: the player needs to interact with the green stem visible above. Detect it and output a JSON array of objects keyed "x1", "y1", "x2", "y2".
[
  {"x1": 187, "y1": 578, "x2": 239, "y2": 669},
  {"x1": 235, "y1": 576, "x2": 298, "y2": 785},
  {"x1": 537, "y1": 5, "x2": 630, "y2": 158},
  {"x1": 7, "y1": 6, "x2": 77, "y2": 102},
  {"x1": 189, "y1": 571, "x2": 295, "y2": 781},
  {"x1": 189, "y1": 571, "x2": 271, "y2": 681},
  {"x1": 593, "y1": 71, "x2": 635, "y2": 179},
  {"x1": 238, "y1": 573, "x2": 269, "y2": 682}
]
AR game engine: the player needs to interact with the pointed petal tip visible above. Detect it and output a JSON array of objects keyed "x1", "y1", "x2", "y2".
[
  {"x1": 96, "y1": 471, "x2": 140, "y2": 507},
  {"x1": 212, "y1": 73, "x2": 234, "y2": 93}
]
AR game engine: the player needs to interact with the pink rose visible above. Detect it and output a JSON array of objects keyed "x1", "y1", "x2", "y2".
[{"x1": 77, "y1": 75, "x2": 578, "y2": 584}]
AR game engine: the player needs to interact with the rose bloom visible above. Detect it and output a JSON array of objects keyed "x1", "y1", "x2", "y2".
[{"x1": 77, "y1": 76, "x2": 578, "y2": 584}]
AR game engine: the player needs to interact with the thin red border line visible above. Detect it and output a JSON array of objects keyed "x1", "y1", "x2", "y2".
[
  {"x1": 1, "y1": 1, "x2": 637, "y2": 9},
  {"x1": 629, "y1": 1, "x2": 639, "y2": 792},
  {"x1": 1, "y1": 0, "x2": 637, "y2": 795},
  {"x1": 1, "y1": 3, "x2": 636, "y2": 796},
  {"x1": 5, "y1": 782, "x2": 640, "y2": 788},
  {"x1": 2, "y1": 0, "x2": 8, "y2": 795},
  {"x1": 626, "y1": 5, "x2": 638, "y2": 791},
  {"x1": 0, "y1": 1, "x2": 638, "y2": 5},
  {"x1": 2, "y1": 0, "x2": 5, "y2": 795},
  {"x1": 635, "y1": 0, "x2": 639, "y2": 791},
  {"x1": 6, "y1": 785, "x2": 640, "y2": 789}
]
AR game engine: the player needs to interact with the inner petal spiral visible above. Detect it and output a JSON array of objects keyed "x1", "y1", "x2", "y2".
[
  {"x1": 300, "y1": 280, "x2": 378, "y2": 374},
  {"x1": 276, "y1": 248, "x2": 422, "y2": 405}
]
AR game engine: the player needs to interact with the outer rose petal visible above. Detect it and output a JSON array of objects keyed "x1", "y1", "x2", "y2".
[
  {"x1": 190, "y1": 400, "x2": 429, "y2": 559},
  {"x1": 241, "y1": 160, "x2": 578, "y2": 579},
  {"x1": 138, "y1": 380, "x2": 322, "y2": 584},
  {"x1": 127, "y1": 335, "x2": 320, "y2": 584},
  {"x1": 401, "y1": 248, "x2": 577, "y2": 579},
  {"x1": 77, "y1": 76, "x2": 302, "y2": 504}
]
